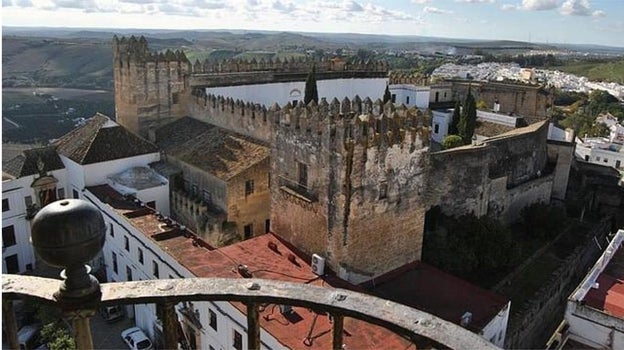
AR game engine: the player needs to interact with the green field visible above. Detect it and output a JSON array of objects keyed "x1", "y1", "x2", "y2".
[{"x1": 551, "y1": 59, "x2": 624, "y2": 84}]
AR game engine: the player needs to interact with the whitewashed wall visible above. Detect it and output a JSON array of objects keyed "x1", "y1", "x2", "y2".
[
  {"x1": 389, "y1": 84, "x2": 430, "y2": 109},
  {"x1": 205, "y1": 78, "x2": 388, "y2": 106}
]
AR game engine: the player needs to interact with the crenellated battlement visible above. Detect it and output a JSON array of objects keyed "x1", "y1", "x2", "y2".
[
  {"x1": 388, "y1": 71, "x2": 430, "y2": 86},
  {"x1": 113, "y1": 35, "x2": 189, "y2": 64},
  {"x1": 190, "y1": 88, "x2": 430, "y2": 151},
  {"x1": 192, "y1": 56, "x2": 388, "y2": 74}
]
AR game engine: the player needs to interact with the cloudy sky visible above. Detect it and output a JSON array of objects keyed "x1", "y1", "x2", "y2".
[{"x1": 2, "y1": 0, "x2": 623, "y2": 47}]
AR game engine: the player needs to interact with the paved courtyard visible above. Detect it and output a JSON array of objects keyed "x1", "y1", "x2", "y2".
[{"x1": 91, "y1": 311, "x2": 135, "y2": 349}]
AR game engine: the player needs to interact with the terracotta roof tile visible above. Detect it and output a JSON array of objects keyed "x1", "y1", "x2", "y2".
[
  {"x1": 54, "y1": 114, "x2": 158, "y2": 165},
  {"x1": 155, "y1": 117, "x2": 269, "y2": 181},
  {"x1": 3, "y1": 146, "x2": 64, "y2": 178}
]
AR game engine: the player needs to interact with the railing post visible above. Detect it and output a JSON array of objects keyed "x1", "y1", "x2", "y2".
[
  {"x1": 66, "y1": 309, "x2": 96, "y2": 349},
  {"x1": 161, "y1": 302, "x2": 179, "y2": 349},
  {"x1": 246, "y1": 302, "x2": 261, "y2": 350},
  {"x1": 30, "y1": 199, "x2": 106, "y2": 350},
  {"x1": 332, "y1": 314, "x2": 344, "y2": 350},
  {"x1": 2, "y1": 299, "x2": 19, "y2": 350}
]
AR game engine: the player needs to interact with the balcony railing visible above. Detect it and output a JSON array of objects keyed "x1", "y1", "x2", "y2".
[{"x1": 1, "y1": 198, "x2": 499, "y2": 350}]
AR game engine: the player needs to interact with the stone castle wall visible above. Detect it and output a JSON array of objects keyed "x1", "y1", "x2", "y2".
[
  {"x1": 113, "y1": 36, "x2": 190, "y2": 137},
  {"x1": 270, "y1": 97, "x2": 431, "y2": 283},
  {"x1": 451, "y1": 81, "x2": 552, "y2": 124},
  {"x1": 429, "y1": 122, "x2": 556, "y2": 223}
]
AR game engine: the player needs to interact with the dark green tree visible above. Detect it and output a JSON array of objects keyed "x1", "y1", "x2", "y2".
[
  {"x1": 383, "y1": 84, "x2": 391, "y2": 104},
  {"x1": 304, "y1": 65, "x2": 318, "y2": 105},
  {"x1": 458, "y1": 86, "x2": 477, "y2": 144},
  {"x1": 449, "y1": 100, "x2": 461, "y2": 135}
]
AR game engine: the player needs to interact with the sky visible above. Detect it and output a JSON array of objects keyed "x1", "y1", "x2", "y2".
[{"x1": 2, "y1": 0, "x2": 623, "y2": 47}]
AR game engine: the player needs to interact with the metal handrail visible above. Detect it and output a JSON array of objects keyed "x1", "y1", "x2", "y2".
[{"x1": 2, "y1": 274, "x2": 500, "y2": 350}]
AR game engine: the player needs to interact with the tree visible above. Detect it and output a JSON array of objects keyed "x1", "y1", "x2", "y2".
[
  {"x1": 449, "y1": 101, "x2": 461, "y2": 135},
  {"x1": 442, "y1": 135, "x2": 463, "y2": 150},
  {"x1": 304, "y1": 65, "x2": 318, "y2": 105},
  {"x1": 476, "y1": 99, "x2": 488, "y2": 110},
  {"x1": 458, "y1": 86, "x2": 477, "y2": 144},
  {"x1": 383, "y1": 84, "x2": 391, "y2": 104}
]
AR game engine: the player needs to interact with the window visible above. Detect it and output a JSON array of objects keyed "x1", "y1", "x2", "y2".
[
  {"x1": 233, "y1": 330, "x2": 243, "y2": 350},
  {"x1": 406, "y1": 96, "x2": 410, "y2": 104},
  {"x1": 126, "y1": 266, "x2": 133, "y2": 281},
  {"x1": 245, "y1": 180, "x2": 254, "y2": 196},
  {"x1": 153, "y1": 261, "x2": 159, "y2": 278},
  {"x1": 24, "y1": 196, "x2": 33, "y2": 207},
  {"x1": 209, "y1": 309, "x2": 218, "y2": 331},
  {"x1": 617, "y1": 160, "x2": 621, "y2": 168},
  {"x1": 604, "y1": 158, "x2": 608, "y2": 163},
  {"x1": 435, "y1": 91, "x2": 439, "y2": 102},
  {"x1": 585, "y1": 155, "x2": 590, "y2": 161},
  {"x1": 298, "y1": 162, "x2": 308, "y2": 190},
  {"x1": 265, "y1": 219, "x2": 271, "y2": 234},
  {"x1": 172, "y1": 92, "x2": 180, "y2": 104},
  {"x1": 2, "y1": 198, "x2": 9, "y2": 212},
  {"x1": 597, "y1": 156, "x2": 601, "y2": 161},
  {"x1": 109, "y1": 223, "x2": 114, "y2": 237},
  {"x1": 57, "y1": 188, "x2": 65, "y2": 199},
  {"x1": 72, "y1": 189, "x2": 79, "y2": 199},
  {"x1": 124, "y1": 236, "x2": 130, "y2": 251},
  {"x1": 434, "y1": 123, "x2": 440, "y2": 134},
  {"x1": 112, "y1": 252, "x2": 118, "y2": 274},
  {"x1": 5, "y1": 254, "x2": 19, "y2": 274},
  {"x1": 191, "y1": 184, "x2": 198, "y2": 196},
  {"x1": 202, "y1": 190, "x2": 212, "y2": 203},
  {"x1": 138, "y1": 248, "x2": 144, "y2": 264},
  {"x1": 146, "y1": 201, "x2": 156, "y2": 210},
  {"x1": 379, "y1": 182, "x2": 388, "y2": 200},
  {"x1": 244, "y1": 224, "x2": 253, "y2": 239},
  {"x1": 391, "y1": 94, "x2": 396, "y2": 103},
  {"x1": 3, "y1": 225, "x2": 17, "y2": 248}
]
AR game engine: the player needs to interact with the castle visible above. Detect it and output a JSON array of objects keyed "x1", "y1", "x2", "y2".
[{"x1": 112, "y1": 35, "x2": 571, "y2": 284}]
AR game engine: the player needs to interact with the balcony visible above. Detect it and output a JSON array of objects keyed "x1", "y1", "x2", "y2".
[{"x1": 1, "y1": 199, "x2": 498, "y2": 350}]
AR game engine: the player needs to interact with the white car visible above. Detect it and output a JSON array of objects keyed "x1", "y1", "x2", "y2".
[{"x1": 121, "y1": 327, "x2": 153, "y2": 350}]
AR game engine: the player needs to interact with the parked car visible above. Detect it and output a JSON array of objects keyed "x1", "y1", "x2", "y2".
[
  {"x1": 99, "y1": 305, "x2": 125, "y2": 323},
  {"x1": 17, "y1": 324, "x2": 43, "y2": 350},
  {"x1": 121, "y1": 327, "x2": 153, "y2": 350}
]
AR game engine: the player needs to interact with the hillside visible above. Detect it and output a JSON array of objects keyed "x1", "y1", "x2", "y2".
[
  {"x1": 551, "y1": 59, "x2": 624, "y2": 84},
  {"x1": 3, "y1": 36, "x2": 113, "y2": 89}
]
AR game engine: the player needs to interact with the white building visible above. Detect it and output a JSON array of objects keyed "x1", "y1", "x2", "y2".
[
  {"x1": 2, "y1": 146, "x2": 67, "y2": 274},
  {"x1": 206, "y1": 78, "x2": 388, "y2": 107},
  {"x1": 388, "y1": 84, "x2": 430, "y2": 109},
  {"x1": 2, "y1": 113, "x2": 162, "y2": 276},
  {"x1": 550, "y1": 229, "x2": 624, "y2": 349},
  {"x1": 575, "y1": 137, "x2": 624, "y2": 171}
]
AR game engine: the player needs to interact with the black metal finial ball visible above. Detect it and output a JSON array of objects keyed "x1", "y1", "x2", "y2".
[{"x1": 31, "y1": 199, "x2": 106, "y2": 269}]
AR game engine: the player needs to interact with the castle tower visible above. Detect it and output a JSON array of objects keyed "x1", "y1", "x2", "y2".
[
  {"x1": 112, "y1": 36, "x2": 191, "y2": 137},
  {"x1": 270, "y1": 97, "x2": 431, "y2": 284}
]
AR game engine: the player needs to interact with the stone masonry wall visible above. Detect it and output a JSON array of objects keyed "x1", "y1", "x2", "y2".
[
  {"x1": 271, "y1": 96, "x2": 431, "y2": 283},
  {"x1": 451, "y1": 81, "x2": 551, "y2": 123},
  {"x1": 226, "y1": 157, "x2": 271, "y2": 239},
  {"x1": 113, "y1": 36, "x2": 190, "y2": 137}
]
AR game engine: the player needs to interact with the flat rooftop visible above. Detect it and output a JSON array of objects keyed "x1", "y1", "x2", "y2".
[
  {"x1": 86, "y1": 184, "x2": 415, "y2": 349},
  {"x1": 363, "y1": 262, "x2": 509, "y2": 332},
  {"x1": 87, "y1": 183, "x2": 508, "y2": 347},
  {"x1": 582, "y1": 244, "x2": 624, "y2": 318}
]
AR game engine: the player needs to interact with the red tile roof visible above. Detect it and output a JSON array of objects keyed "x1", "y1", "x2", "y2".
[
  {"x1": 54, "y1": 114, "x2": 158, "y2": 165},
  {"x1": 583, "y1": 247, "x2": 624, "y2": 318},
  {"x1": 362, "y1": 262, "x2": 509, "y2": 332},
  {"x1": 87, "y1": 184, "x2": 415, "y2": 349}
]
